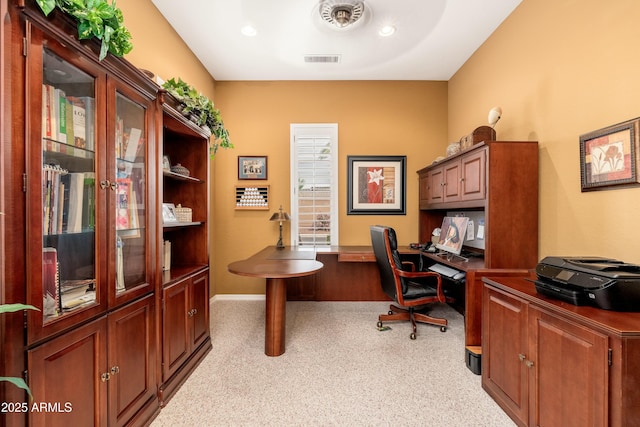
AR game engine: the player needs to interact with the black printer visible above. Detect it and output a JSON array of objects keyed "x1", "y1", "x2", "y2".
[{"x1": 535, "y1": 256, "x2": 640, "y2": 311}]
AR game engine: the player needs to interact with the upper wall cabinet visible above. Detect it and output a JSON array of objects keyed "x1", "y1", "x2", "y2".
[
  {"x1": 417, "y1": 141, "x2": 539, "y2": 270},
  {"x1": 24, "y1": 20, "x2": 157, "y2": 344}
]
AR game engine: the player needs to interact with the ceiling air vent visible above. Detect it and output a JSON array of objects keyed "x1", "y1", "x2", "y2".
[{"x1": 304, "y1": 55, "x2": 341, "y2": 63}]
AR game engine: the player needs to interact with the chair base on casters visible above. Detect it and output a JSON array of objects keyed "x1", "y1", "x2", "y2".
[{"x1": 377, "y1": 304, "x2": 447, "y2": 340}]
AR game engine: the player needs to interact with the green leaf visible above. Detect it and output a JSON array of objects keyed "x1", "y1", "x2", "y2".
[
  {"x1": 0, "y1": 377, "x2": 33, "y2": 400},
  {"x1": 0, "y1": 304, "x2": 39, "y2": 314},
  {"x1": 77, "y1": 20, "x2": 93, "y2": 39},
  {"x1": 35, "y1": 0, "x2": 56, "y2": 15}
]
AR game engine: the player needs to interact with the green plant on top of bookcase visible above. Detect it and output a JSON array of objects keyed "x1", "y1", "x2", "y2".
[
  {"x1": 162, "y1": 78, "x2": 233, "y2": 157},
  {"x1": 34, "y1": 0, "x2": 133, "y2": 61},
  {"x1": 0, "y1": 304, "x2": 39, "y2": 400}
]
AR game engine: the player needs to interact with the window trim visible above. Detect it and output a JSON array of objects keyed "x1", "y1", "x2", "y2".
[{"x1": 290, "y1": 123, "x2": 339, "y2": 247}]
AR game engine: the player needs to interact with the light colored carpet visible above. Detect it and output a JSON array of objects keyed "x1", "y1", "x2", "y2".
[{"x1": 151, "y1": 299, "x2": 515, "y2": 427}]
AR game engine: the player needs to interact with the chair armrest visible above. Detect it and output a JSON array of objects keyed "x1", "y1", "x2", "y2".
[
  {"x1": 401, "y1": 261, "x2": 416, "y2": 272},
  {"x1": 396, "y1": 270, "x2": 446, "y2": 302}
]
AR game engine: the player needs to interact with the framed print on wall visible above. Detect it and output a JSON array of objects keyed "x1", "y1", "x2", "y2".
[
  {"x1": 238, "y1": 156, "x2": 268, "y2": 180},
  {"x1": 579, "y1": 118, "x2": 640, "y2": 191},
  {"x1": 347, "y1": 155, "x2": 406, "y2": 215}
]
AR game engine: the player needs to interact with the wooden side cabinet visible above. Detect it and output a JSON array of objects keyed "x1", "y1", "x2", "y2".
[
  {"x1": 482, "y1": 277, "x2": 640, "y2": 427},
  {"x1": 160, "y1": 269, "x2": 211, "y2": 404},
  {"x1": 27, "y1": 295, "x2": 157, "y2": 427}
]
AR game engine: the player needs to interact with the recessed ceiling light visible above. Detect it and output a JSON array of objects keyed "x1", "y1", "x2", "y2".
[
  {"x1": 379, "y1": 25, "x2": 396, "y2": 37},
  {"x1": 241, "y1": 25, "x2": 257, "y2": 37}
]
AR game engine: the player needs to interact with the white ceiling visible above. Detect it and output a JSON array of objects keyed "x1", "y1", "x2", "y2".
[{"x1": 151, "y1": 0, "x2": 522, "y2": 81}]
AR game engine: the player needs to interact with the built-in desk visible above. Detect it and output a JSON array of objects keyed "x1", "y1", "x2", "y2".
[
  {"x1": 285, "y1": 246, "x2": 531, "y2": 349},
  {"x1": 230, "y1": 246, "x2": 532, "y2": 351}
]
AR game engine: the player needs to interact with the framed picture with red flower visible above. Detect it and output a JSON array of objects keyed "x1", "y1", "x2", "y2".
[
  {"x1": 347, "y1": 155, "x2": 406, "y2": 214},
  {"x1": 579, "y1": 118, "x2": 640, "y2": 191}
]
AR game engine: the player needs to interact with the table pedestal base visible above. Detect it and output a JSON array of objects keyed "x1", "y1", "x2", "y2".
[{"x1": 265, "y1": 278, "x2": 286, "y2": 356}]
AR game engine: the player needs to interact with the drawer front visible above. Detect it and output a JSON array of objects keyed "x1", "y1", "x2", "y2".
[{"x1": 338, "y1": 253, "x2": 375, "y2": 262}]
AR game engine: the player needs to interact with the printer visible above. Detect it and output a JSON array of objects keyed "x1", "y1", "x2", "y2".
[{"x1": 535, "y1": 256, "x2": 640, "y2": 311}]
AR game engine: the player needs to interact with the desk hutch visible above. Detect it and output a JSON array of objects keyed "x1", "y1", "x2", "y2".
[
  {"x1": 417, "y1": 140, "x2": 539, "y2": 349},
  {"x1": 1, "y1": 2, "x2": 210, "y2": 425}
]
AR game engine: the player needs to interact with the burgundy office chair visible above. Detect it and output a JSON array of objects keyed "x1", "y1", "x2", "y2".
[{"x1": 370, "y1": 225, "x2": 453, "y2": 340}]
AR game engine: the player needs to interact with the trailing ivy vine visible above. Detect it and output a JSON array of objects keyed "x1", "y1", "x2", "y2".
[{"x1": 35, "y1": 0, "x2": 133, "y2": 61}]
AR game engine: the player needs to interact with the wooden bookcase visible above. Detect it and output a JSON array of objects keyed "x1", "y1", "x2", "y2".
[
  {"x1": 0, "y1": 3, "x2": 208, "y2": 425},
  {"x1": 157, "y1": 91, "x2": 212, "y2": 405}
]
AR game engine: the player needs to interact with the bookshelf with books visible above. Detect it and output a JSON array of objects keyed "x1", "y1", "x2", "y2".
[
  {"x1": 157, "y1": 91, "x2": 212, "y2": 404},
  {"x1": 3, "y1": 6, "x2": 160, "y2": 426}
]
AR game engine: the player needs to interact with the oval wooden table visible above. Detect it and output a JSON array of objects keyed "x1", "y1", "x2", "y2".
[{"x1": 228, "y1": 247, "x2": 324, "y2": 356}]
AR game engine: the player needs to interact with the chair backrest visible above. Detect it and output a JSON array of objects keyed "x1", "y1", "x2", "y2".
[{"x1": 370, "y1": 225, "x2": 406, "y2": 300}]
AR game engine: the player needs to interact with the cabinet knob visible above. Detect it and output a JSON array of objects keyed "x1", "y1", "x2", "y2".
[
  {"x1": 101, "y1": 372, "x2": 111, "y2": 382},
  {"x1": 100, "y1": 180, "x2": 110, "y2": 189},
  {"x1": 525, "y1": 360, "x2": 534, "y2": 368},
  {"x1": 518, "y1": 353, "x2": 526, "y2": 361},
  {"x1": 110, "y1": 366, "x2": 120, "y2": 375}
]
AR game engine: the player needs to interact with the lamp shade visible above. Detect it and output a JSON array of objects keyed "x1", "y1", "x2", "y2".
[{"x1": 270, "y1": 206, "x2": 290, "y2": 222}]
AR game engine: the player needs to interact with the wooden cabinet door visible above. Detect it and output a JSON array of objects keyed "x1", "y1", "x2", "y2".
[
  {"x1": 28, "y1": 317, "x2": 108, "y2": 427},
  {"x1": 460, "y1": 148, "x2": 486, "y2": 201},
  {"x1": 429, "y1": 166, "x2": 445, "y2": 204},
  {"x1": 107, "y1": 295, "x2": 157, "y2": 426},
  {"x1": 190, "y1": 271, "x2": 210, "y2": 351},
  {"x1": 162, "y1": 278, "x2": 190, "y2": 381},
  {"x1": 528, "y1": 307, "x2": 608, "y2": 427},
  {"x1": 482, "y1": 286, "x2": 529, "y2": 426},
  {"x1": 443, "y1": 161, "x2": 461, "y2": 202},
  {"x1": 418, "y1": 171, "x2": 431, "y2": 208}
]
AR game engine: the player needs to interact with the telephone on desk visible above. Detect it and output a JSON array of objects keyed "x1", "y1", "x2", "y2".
[{"x1": 409, "y1": 242, "x2": 436, "y2": 253}]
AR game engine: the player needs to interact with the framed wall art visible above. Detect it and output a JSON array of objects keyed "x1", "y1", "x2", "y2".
[
  {"x1": 579, "y1": 118, "x2": 640, "y2": 191},
  {"x1": 238, "y1": 156, "x2": 268, "y2": 180},
  {"x1": 347, "y1": 155, "x2": 406, "y2": 215}
]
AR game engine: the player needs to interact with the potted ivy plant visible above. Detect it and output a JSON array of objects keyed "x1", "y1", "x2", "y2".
[
  {"x1": 35, "y1": 0, "x2": 133, "y2": 61},
  {"x1": 162, "y1": 78, "x2": 233, "y2": 156},
  {"x1": 0, "y1": 304, "x2": 39, "y2": 400}
]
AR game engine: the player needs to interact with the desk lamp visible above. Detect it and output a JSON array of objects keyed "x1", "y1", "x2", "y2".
[{"x1": 269, "y1": 205, "x2": 290, "y2": 249}]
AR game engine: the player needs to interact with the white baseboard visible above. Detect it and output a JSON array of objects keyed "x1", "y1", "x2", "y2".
[{"x1": 211, "y1": 294, "x2": 266, "y2": 302}]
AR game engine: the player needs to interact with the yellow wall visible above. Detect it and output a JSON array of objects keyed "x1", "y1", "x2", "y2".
[
  {"x1": 213, "y1": 81, "x2": 447, "y2": 294},
  {"x1": 118, "y1": 0, "x2": 215, "y2": 98},
  {"x1": 118, "y1": 0, "x2": 640, "y2": 296},
  {"x1": 449, "y1": 0, "x2": 640, "y2": 264}
]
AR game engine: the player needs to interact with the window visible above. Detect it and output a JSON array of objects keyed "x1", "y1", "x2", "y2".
[{"x1": 290, "y1": 124, "x2": 338, "y2": 246}]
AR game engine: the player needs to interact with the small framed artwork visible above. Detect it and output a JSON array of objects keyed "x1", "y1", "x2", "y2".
[
  {"x1": 238, "y1": 156, "x2": 268, "y2": 180},
  {"x1": 162, "y1": 203, "x2": 178, "y2": 223},
  {"x1": 162, "y1": 155, "x2": 171, "y2": 172},
  {"x1": 347, "y1": 155, "x2": 406, "y2": 215},
  {"x1": 580, "y1": 118, "x2": 640, "y2": 191}
]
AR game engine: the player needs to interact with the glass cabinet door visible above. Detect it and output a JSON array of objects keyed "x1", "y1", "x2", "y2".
[
  {"x1": 110, "y1": 86, "x2": 151, "y2": 303},
  {"x1": 35, "y1": 47, "x2": 102, "y2": 335}
]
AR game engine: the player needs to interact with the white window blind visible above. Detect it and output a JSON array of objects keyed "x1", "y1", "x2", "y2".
[{"x1": 290, "y1": 124, "x2": 338, "y2": 246}]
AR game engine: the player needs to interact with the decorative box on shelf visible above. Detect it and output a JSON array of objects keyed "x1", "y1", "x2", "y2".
[
  {"x1": 235, "y1": 186, "x2": 269, "y2": 210},
  {"x1": 174, "y1": 204, "x2": 192, "y2": 222}
]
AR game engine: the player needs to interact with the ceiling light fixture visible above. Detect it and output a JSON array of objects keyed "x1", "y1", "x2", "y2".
[
  {"x1": 319, "y1": 1, "x2": 365, "y2": 29},
  {"x1": 379, "y1": 25, "x2": 396, "y2": 37},
  {"x1": 241, "y1": 25, "x2": 257, "y2": 37}
]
